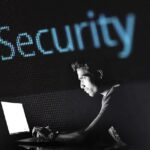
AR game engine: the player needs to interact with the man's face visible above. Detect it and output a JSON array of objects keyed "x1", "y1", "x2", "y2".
[{"x1": 77, "y1": 68, "x2": 98, "y2": 97}]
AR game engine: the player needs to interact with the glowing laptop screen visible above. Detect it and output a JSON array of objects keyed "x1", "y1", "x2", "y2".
[{"x1": 1, "y1": 101, "x2": 30, "y2": 135}]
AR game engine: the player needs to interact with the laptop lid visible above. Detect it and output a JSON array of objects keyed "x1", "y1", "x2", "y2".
[{"x1": 1, "y1": 101, "x2": 30, "y2": 135}]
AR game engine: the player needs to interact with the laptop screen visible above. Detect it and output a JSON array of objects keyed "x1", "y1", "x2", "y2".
[{"x1": 1, "y1": 101, "x2": 30, "y2": 135}]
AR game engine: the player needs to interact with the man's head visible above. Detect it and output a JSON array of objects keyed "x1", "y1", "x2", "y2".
[{"x1": 71, "y1": 62, "x2": 103, "y2": 97}]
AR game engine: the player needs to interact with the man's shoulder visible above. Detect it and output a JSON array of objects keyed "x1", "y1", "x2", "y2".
[
  {"x1": 112, "y1": 84, "x2": 120, "y2": 88},
  {"x1": 109, "y1": 84, "x2": 125, "y2": 101},
  {"x1": 110, "y1": 83, "x2": 129, "y2": 107},
  {"x1": 110, "y1": 84, "x2": 121, "y2": 94},
  {"x1": 112, "y1": 83, "x2": 126, "y2": 93}
]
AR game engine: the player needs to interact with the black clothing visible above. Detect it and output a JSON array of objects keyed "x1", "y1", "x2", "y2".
[{"x1": 84, "y1": 84, "x2": 150, "y2": 149}]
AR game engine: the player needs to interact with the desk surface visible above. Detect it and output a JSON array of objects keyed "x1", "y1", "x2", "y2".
[
  {"x1": 1, "y1": 144, "x2": 133, "y2": 150},
  {"x1": 17, "y1": 144, "x2": 133, "y2": 150},
  {"x1": 1, "y1": 140, "x2": 135, "y2": 150}
]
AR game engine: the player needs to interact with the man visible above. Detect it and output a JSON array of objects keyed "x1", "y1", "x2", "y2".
[{"x1": 32, "y1": 62, "x2": 130, "y2": 148}]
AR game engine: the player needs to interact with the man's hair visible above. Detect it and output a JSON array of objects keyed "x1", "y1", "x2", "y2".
[{"x1": 71, "y1": 61, "x2": 103, "y2": 79}]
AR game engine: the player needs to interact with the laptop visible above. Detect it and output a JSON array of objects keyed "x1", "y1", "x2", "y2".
[{"x1": 1, "y1": 101, "x2": 59, "y2": 146}]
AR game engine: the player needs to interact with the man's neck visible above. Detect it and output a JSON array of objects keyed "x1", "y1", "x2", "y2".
[{"x1": 100, "y1": 90, "x2": 108, "y2": 97}]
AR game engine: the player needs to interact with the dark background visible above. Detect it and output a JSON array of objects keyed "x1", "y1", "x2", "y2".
[{"x1": 0, "y1": 0, "x2": 150, "y2": 149}]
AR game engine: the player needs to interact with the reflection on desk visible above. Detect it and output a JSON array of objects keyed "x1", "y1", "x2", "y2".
[
  {"x1": 19, "y1": 145, "x2": 92, "y2": 150},
  {"x1": 18, "y1": 144, "x2": 133, "y2": 150}
]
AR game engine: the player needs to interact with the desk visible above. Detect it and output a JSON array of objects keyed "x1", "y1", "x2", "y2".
[
  {"x1": 1, "y1": 141, "x2": 134, "y2": 150},
  {"x1": 19, "y1": 145, "x2": 93, "y2": 150},
  {"x1": 18, "y1": 144, "x2": 133, "y2": 150}
]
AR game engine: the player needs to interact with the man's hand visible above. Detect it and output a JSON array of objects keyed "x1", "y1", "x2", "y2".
[{"x1": 32, "y1": 126, "x2": 59, "y2": 141}]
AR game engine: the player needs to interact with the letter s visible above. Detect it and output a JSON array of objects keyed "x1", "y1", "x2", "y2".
[{"x1": 0, "y1": 26, "x2": 15, "y2": 61}]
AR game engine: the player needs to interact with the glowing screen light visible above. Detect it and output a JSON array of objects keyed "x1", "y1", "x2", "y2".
[{"x1": 1, "y1": 101, "x2": 30, "y2": 134}]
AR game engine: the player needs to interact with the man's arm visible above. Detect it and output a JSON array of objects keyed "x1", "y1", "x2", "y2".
[
  {"x1": 55, "y1": 94, "x2": 111, "y2": 143},
  {"x1": 32, "y1": 126, "x2": 85, "y2": 143},
  {"x1": 32, "y1": 91, "x2": 113, "y2": 143},
  {"x1": 55, "y1": 130, "x2": 84, "y2": 143},
  {"x1": 32, "y1": 98, "x2": 110, "y2": 143},
  {"x1": 84, "y1": 95, "x2": 111, "y2": 132}
]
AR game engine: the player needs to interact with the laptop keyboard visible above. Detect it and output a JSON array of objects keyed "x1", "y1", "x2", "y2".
[{"x1": 29, "y1": 137, "x2": 50, "y2": 143}]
